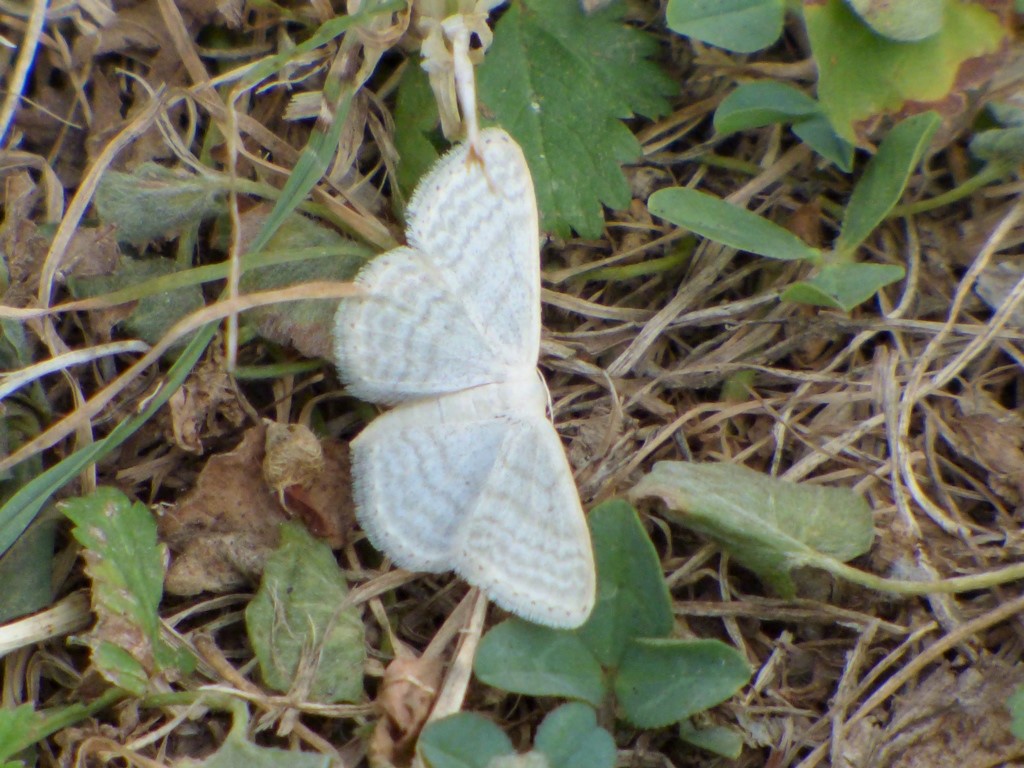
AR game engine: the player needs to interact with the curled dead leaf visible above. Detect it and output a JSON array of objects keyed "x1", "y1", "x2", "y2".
[
  {"x1": 263, "y1": 420, "x2": 326, "y2": 500},
  {"x1": 159, "y1": 423, "x2": 355, "y2": 595},
  {"x1": 368, "y1": 654, "x2": 444, "y2": 768}
]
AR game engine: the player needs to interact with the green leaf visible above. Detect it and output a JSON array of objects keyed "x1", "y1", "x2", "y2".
[
  {"x1": 714, "y1": 82, "x2": 820, "y2": 135},
  {"x1": 970, "y1": 125, "x2": 1024, "y2": 172},
  {"x1": 94, "y1": 163, "x2": 223, "y2": 244},
  {"x1": 245, "y1": 523, "x2": 365, "y2": 703},
  {"x1": 62, "y1": 488, "x2": 191, "y2": 693},
  {"x1": 791, "y1": 116, "x2": 855, "y2": 172},
  {"x1": 92, "y1": 644, "x2": 150, "y2": 695},
  {"x1": 534, "y1": 703, "x2": 615, "y2": 768},
  {"x1": 69, "y1": 256, "x2": 205, "y2": 349},
  {"x1": 238, "y1": 213, "x2": 371, "y2": 360},
  {"x1": 473, "y1": 619, "x2": 605, "y2": 705},
  {"x1": 628, "y1": 462, "x2": 875, "y2": 597},
  {"x1": 713, "y1": 83, "x2": 853, "y2": 171},
  {"x1": 988, "y1": 101, "x2": 1024, "y2": 127},
  {"x1": 648, "y1": 188, "x2": 821, "y2": 263},
  {"x1": 615, "y1": 638, "x2": 751, "y2": 728},
  {"x1": 245, "y1": 88, "x2": 355, "y2": 257},
  {"x1": 0, "y1": 517, "x2": 55, "y2": 621},
  {"x1": 678, "y1": 719, "x2": 745, "y2": 758},
  {"x1": 836, "y1": 112, "x2": 940, "y2": 256},
  {"x1": 393, "y1": 63, "x2": 446, "y2": 201},
  {"x1": 478, "y1": 0, "x2": 673, "y2": 237},
  {"x1": 178, "y1": 707, "x2": 331, "y2": 768},
  {"x1": 193, "y1": 739, "x2": 330, "y2": 768},
  {"x1": 782, "y1": 263, "x2": 905, "y2": 311},
  {"x1": 0, "y1": 704, "x2": 40, "y2": 764},
  {"x1": 0, "y1": 318, "x2": 34, "y2": 371},
  {"x1": 847, "y1": 0, "x2": 944, "y2": 41},
  {"x1": 577, "y1": 500, "x2": 673, "y2": 668},
  {"x1": 665, "y1": 0, "x2": 784, "y2": 53},
  {"x1": 806, "y1": 0, "x2": 1006, "y2": 145},
  {"x1": 0, "y1": 690, "x2": 124, "y2": 764},
  {"x1": 1008, "y1": 685, "x2": 1024, "y2": 740},
  {"x1": 418, "y1": 713, "x2": 515, "y2": 768}
]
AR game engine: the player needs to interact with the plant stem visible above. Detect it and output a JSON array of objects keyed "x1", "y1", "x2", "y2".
[
  {"x1": 811, "y1": 554, "x2": 1024, "y2": 595},
  {"x1": 889, "y1": 163, "x2": 1007, "y2": 219}
]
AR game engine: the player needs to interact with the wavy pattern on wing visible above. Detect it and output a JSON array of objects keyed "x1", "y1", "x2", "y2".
[
  {"x1": 335, "y1": 129, "x2": 596, "y2": 629},
  {"x1": 334, "y1": 129, "x2": 539, "y2": 403},
  {"x1": 454, "y1": 413, "x2": 596, "y2": 628},
  {"x1": 351, "y1": 382, "x2": 594, "y2": 626}
]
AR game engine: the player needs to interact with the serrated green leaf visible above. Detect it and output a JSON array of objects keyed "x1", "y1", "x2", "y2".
[
  {"x1": 61, "y1": 488, "x2": 190, "y2": 691},
  {"x1": 791, "y1": 116, "x2": 855, "y2": 172},
  {"x1": 477, "y1": 0, "x2": 673, "y2": 237},
  {"x1": 665, "y1": 0, "x2": 784, "y2": 53},
  {"x1": 473, "y1": 619, "x2": 605, "y2": 705},
  {"x1": 418, "y1": 713, "x2": 515, "y2": 768},
  {"x1": 244, "y1": 522, "x2": 364, "y2": 703},
  {"x1": 95, "y1": 163, "x2": 224, "y2": 245},
  {"x1": 678, "y1": 719, "x2": 745, "y2": 758},
  {"x1": 68, "y1": 256, "x2": 205, "y2": 349},
  {"x1": 534, "y1": 703, "x2": 615, "y2": 768},
  {"x1": 806, "y1": 0, "x2": 1005, "y2": 144},
  {"x1": 782, "y1": 263, "x2": 905, "y2": 311},
  {"x1": 836, "y1": 112, "x2": 940, "y2": 256},
  {"x1": 576, "y1": 500, "x2": 673, "y2": 668},
  {"x1": 847, "y1": 0, "x2": 944, "y2": 41},
  {"x1": 238, "y1": 213, "x2": 371, "y2": 360},
  {"x1": 648, "y1": 188, "x2": 821, "y2": 263},
  {"x1": 615, "y1": 638, "x2": 750, "y2": 728},
  {"x1": 629, "y1": 461, "x2": 875, "y2": 597},
  {"x1": 714, "y1": 82, "x2": 821, "y2": 135}
]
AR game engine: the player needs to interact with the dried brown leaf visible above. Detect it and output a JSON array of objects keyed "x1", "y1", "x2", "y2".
[
  {"x1": 368, "y1": 654, "x2": 445, "y2": 768},
  {"x1": 160, "y1": 421, "x2": 355, "y2": 595}
]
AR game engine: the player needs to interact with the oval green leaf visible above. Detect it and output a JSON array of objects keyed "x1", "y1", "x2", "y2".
[
  {"x1": 791, "y1": 115, "x2": 855, "y2": 172},
  {"x1": 474, "y1": 620, "x2": 605, "y2": 705},
  {"x1": 245, "y1": 522, "x2": 365, "y2": 703},
  {"x1": 836, "y1": 112, "x2": 940, "y2": 256},
  {"x1": 535, "y1": 703, "x2": 616, "y2": 768},
  {"x1": 577, "y1": 500, "x2": 673, "y2": 669},
  {"x1": 418, "y1": 713, "x2": 515, "y2": 768},
  {"x1": 782, "y1": 263, "x2": 906, "y2": 311},
  {"x1": 649, "y1": 188, "x2": 821, "y2": 263},
  {"x1": 628, "y1": 461, "x2": 875, "y2": 597},
  {"x1": 665, "y1": 0, "x2": 785, "y2": 53},
  {"x1": 615, "y1": 638, "x2": 751, "y2": 728},
  {"x1": 848, "y1": 0, "x2": 944, "y2": 42},
  {"x1": 679, "y1": 720, "x2": 746, "y2": 758},
  {"x1": 714, "y1": 81, "x2": 821, "y2": 135}
]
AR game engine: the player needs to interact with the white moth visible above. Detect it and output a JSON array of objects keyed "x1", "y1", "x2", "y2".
[{"x1": 333, "y1": 128, "x2": 596, "y2": 628}]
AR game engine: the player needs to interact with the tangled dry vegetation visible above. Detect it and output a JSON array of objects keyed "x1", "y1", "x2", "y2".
[{"x1": 4, "y1": 1, "x2": 1024, "y2": 766}]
